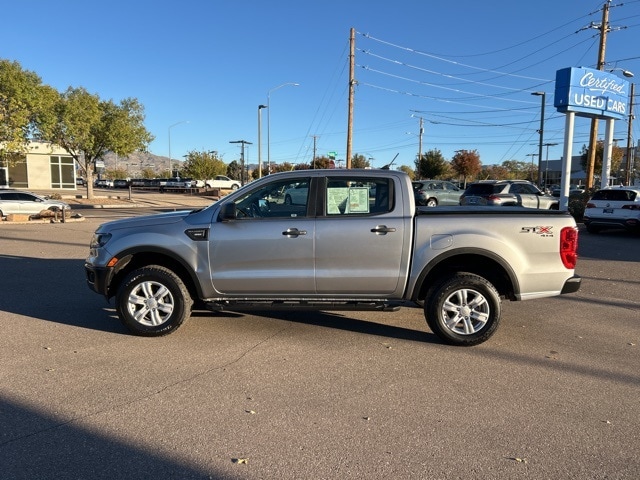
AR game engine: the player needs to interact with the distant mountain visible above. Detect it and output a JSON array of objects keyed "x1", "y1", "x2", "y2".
[{"x1": 100, "y1": 151, "x2": 182, "y2": 175}]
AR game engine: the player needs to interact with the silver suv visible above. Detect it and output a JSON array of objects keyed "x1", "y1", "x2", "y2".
[
  {"x1": 0, "y1": 190, "x2": 70, "y2": 218},
  {"x1": 460, "y1": 180, "x2": 558, "y2": 209}
]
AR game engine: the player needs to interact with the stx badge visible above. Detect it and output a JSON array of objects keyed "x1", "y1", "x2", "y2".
[{"x1": 521, "y1": 226, "x2": 554, "y2": 236}]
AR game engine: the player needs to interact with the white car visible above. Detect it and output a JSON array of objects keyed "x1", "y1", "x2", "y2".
[
  {"x1": 0, "y1": 190, "x2": 70, "y2": 217},
  {"x1": 283, "y1": 183, "x2": 309, "y2": 205},
  {"x1": 205, "y1": 175, "x2": 241, "y2": 190},
  {"x1": 583, "y1": 186, "x2": 640, "y2": 233}
]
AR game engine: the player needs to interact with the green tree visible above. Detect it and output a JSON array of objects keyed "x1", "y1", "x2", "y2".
[
  {"x1": 226, "y1": 160, "x2": 242, "y2": 181},
  {"x1": 415, "y1": 149, "x2": 449, "y2": 179},
  {"x1": 0, "y1": 59, "x2": 58, "y2": 158},
  {"x1": 580, "y1": 141, "x2": 624, "y2": 180},
  {"x1": 451, "y1": 149, "x2": 482, "y2": 187},
  {"x1": 46, "y1": 87, "x2": 153, "y2": 198},
  {"x1": 351, "y1": 153, "x2": 371, "y2": 169},
  {"x1": 182, "y1": 150, "x2": 226, "y2": 180},
  {"x1": 501, "y1": 160, "x2": 535, "y2": 180}
]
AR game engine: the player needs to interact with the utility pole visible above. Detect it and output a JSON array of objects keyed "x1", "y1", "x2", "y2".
[
  {"x1": 418, "y1": 116, "x2": 424, "y2": 164},
  {"x1": 346, "y1": 27, "x2": 356, "y2": 169},
  {"x1": 257, "y1": 105, "x2": 267, "y2": 178},
  {"x1": 229, "y1": 140, "x2": 252, "y2": 186},
  {"x1": 585, "y1": 1, "x2": 611, "y2": 190},
  {"x1": 310, "y1": 135, "x2": 319, "y2": 168},
  {"x1": 625, "y1": 83, "x2": 635, "y2": 185}
]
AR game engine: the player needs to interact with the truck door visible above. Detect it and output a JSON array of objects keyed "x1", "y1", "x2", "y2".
[
  {"x1": 209, "y1": 177, "x2": 316, "y2": 295},
  {"x1": 314, "y1": 176, "x2": 411, "y2": 296}
]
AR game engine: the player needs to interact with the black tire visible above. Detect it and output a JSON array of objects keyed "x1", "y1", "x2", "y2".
[
  {"x1": 424, "y1": 273, "x2": 501, "y2": 346},
  {"x1": 426, "y1": 198, "x2": 438, "y2": 207},
  {"x1": 231, "y1": 184, "x2": 239, "y2": 190},
  {"x1": 116, "y1": 265, "x2": 193, "y2": 337}
]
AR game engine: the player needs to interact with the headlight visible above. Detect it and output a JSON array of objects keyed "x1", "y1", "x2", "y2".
[{"x1": 90, "y1": 232, "x2": 112, "y2": 248}]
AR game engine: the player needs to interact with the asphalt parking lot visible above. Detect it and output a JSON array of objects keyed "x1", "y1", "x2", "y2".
[{"x1": 0, "y1": 217, "x2": 638, "y2": 479}]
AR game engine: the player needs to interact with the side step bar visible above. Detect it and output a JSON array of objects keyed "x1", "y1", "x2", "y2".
[{"x1": 204, "y1": 300, "x2": 402, "y2": 313}]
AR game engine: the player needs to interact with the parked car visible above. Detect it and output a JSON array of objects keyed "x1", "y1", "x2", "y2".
[
  {"x1": 85, "y1": 169, "x2": 580, "y2": 346},
  {"x1": 94, "y1": 179, "x2": 114, "y2": 188},
  {"x1": 0, "y1": 190, "x2": 70, "y2": 218},
  {"x1": 283, "y1": 183, "x2": 309, "y2": 205},
  {"x1": 205, "y1": 175, "x2": 241, "y2": 190},
  {"x1": 460, "y1": 180, "x2": 559, "y2": 209},
  {"x1": 113, "y1": 179, "x2": 130, "y2": 189},
  {"x1": 412, "y1": 180, "x2": 462, "y2": 207},
  {"x1": 583, "y1": 186, "x2": 640, "y2": 233},
  {"x1": 552, "y1": 184, "x2": 585, "y2": 197}
]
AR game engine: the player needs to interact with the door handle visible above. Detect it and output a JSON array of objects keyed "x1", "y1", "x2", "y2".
[
  {"x1": 282, "y1": 228, "x2": 307, "y2": 237},
  {"x1": 370, "y1": 225, "x2": 396, "y2": 234}
]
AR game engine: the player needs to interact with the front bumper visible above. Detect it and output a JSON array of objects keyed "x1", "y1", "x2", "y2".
[{"x1": 85, "y1": 263, "x2": 114, "y2": 298}]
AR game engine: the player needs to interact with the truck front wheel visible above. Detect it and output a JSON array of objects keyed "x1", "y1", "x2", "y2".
[
  {"x1": 116, "y1": 266, "x2": 193, "y2": 337},
  {"x1": 424, "y1": 273, "x2": 501, "y2": 346}
]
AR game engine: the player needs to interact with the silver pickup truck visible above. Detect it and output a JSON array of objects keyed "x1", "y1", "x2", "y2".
[{"x1": 85, "y1": 169, "x2": 581, "y2": 346}]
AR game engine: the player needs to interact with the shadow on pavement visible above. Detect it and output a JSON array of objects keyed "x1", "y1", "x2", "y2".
[{"x1": 0, "y1": 398, "x2": 230, "y2": 480}]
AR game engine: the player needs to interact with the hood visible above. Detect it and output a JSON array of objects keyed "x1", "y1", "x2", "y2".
[{"x1": 97, "y1": 209, "x2": 200, "y2": 233}]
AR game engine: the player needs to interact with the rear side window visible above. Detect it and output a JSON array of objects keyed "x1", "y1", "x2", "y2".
[
  {"x1": 465, "y1": 184, "x2": 496, "y2": 195},
  {"x1": 325, "y1": 177, "x2": 392, "y2": 215},
  {"x1": 591, "y1": 190, "x2": 637, "y2": 201}
]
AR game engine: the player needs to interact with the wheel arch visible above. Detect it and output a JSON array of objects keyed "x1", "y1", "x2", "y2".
[
  {"x1": 107, "y1": 247, "x2": 202, "y2": 302},
  {"x1": 411, "y1": 248, "x2": 519, "y2": 303}
]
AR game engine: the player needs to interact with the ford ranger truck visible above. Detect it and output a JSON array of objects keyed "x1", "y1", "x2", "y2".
[{"x1": 85, "y1": 169, "x2": 581, "y2": 346}]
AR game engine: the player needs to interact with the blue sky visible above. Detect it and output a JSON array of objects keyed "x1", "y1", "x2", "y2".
[{"x1": 3, "y1": 0, "x2": 639, "y2": 170}]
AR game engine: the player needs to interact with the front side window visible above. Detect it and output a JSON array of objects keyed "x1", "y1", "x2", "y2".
[{"x1": 233, "y1": 178, "x2": 311, "y2": 219}]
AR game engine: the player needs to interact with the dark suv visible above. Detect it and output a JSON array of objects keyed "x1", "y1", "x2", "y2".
[{"x1": 460, "y1": 180, "x2": 558, "y2": 209}]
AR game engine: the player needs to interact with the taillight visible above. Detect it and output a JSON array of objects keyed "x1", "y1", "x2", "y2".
[
  {"x1": 585, "y1": 202, "x2": 596, "y2": 209},
  {"x1": 487, "y1": 194, "x2": 501, "y2": 202},
  {"x1": 621, "y1": 204, "x2": 640, "y2": 210},
  {"x1": 560, "y1": 227, "x2": 578, "y2": 269}
]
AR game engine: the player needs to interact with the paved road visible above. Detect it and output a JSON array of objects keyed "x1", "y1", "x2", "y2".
[{"x1": 0, "y1": 218, "x2": 638, "y2": 479}]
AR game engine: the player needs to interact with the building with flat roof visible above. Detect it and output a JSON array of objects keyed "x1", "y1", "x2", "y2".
[{"x1": 0, "y1": 142, "x2": 77, "y2": 189}]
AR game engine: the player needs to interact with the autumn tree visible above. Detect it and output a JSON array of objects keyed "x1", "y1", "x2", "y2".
[
  {"x1": 398, "y1": 165, "x2": 415, "y2": 180},
  {"x1": 310, "y1": 155, "x2": 332, "y2": 169},
  {"x1": 46, "y1": 87, "x2": 153, "y2": 198},
  {"x1": 480, "y1": 164, "x2": 510, "y2": 180},
  {"x1": 415, "y1": 149, "x2": 449, "y2": 179},
  {"x1": 450, "y1": 149, "x2": 482, "y2": 187}
]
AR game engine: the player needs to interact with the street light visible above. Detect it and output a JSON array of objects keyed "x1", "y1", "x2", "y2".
[
  {"x1": 531, "y1": 91, "x2": 545, "y2": 187},
  {"x1": 257, "y1": 105, "x2": 267, "y2": 178},
  {"x1": 267, "y1": 82, "x2": 299, "y2": 173},
  {"x1": 543, "y1": 142, "x2": 558, "y2": 189},
  {"x1": 168, "y1": 121, "x2": 189, "y2": 177},
  {"x1": 608, "y1": 68, "x2": 634, "y2": 78}
]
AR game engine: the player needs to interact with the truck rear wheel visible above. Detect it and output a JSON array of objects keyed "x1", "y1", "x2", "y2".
[
  {"x1": 424, "y1": 273, "x2": 501, "y2": 346},
  {"x1": 116, "y1": 266, "x2": 193, "y2": 337}
]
